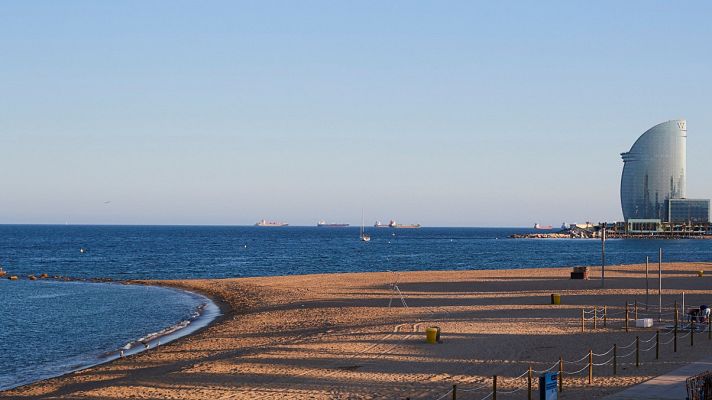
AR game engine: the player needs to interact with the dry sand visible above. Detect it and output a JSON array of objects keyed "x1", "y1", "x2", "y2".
[{"x1": 4, "y1": 262, "x2": 712, "y2": 399}]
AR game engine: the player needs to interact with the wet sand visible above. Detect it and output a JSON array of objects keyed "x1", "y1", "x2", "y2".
[{"x1": 4, "y1": 262, "x2": 712, "y2": 399}]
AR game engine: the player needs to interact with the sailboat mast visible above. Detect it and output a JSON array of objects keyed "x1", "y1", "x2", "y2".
[{"x1": 360, "y1": 209, "x2": 364, "y2": 237}]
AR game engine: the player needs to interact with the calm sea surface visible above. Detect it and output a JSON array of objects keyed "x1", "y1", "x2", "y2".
[{"x1": 2, "y1": 224, "x2": 712, "y2": 390}]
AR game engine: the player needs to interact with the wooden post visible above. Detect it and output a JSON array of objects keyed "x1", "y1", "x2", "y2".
[
  {"x1": 493, "y1": 375, "x2": 497, "y2": 400},
  {"x1": 558, "y1": 356, "x2": 563, "y2": 392},
  {"x1": 613, "y1": 344, "x2": 617, "y2": 375},
  {"x1": 528, "y1": 366, "x2": 532, "y2": 400},
  {"x1": 594, "y1": 306, "x2": 598, "y2": 329},
  {"x1": 625, "y1": 303, "x2": 629, "y2": 332},
  {"x1": 604, "y1": 305, "x2": 607, "y2": 328},
  {"x1": 588, "y1": 349, "x2": 593, "y2": 384},
  {"x1": 452, "y1": 384, "x2": 457, "y2": 400},
  {"x1": 691, "y1": 319, "x2": 695, "y2": 347},
  {"x1": 634, "y1": 300, "x2": 638, "y2": 320},
  {"x1": 635, "y1": 336, "x2": 640, "y2": 367},
  {"x1": 674, "y1": 302, "x2": 679, "y2": 352},
  {"x1": 656, "y1": 330, "x2": 660, "y2": 360}
]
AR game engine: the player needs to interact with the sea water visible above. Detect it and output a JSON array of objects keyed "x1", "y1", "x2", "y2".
[
  {"x1": 1, "y1": 224, "x2": 712, "y2": 390},
  {"x1": 0, "y1": 278, "x2": 214, "y2": 390}
]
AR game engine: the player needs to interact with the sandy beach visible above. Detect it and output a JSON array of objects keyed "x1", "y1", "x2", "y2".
[{"x1": 4, "y1": 262, "x2": 712, "y2": 399}]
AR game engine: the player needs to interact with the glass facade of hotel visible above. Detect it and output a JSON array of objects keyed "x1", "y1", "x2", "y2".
[
  {"x1": 620, "y1": 120, "x2": 687, "y2": 221},
  {"x1": 666, "y1": 198, "x2": 710, "y2": 223}
]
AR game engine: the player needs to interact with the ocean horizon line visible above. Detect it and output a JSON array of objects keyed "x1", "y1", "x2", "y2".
[{"x1": 0, "y1": 223, "x2": 561, "y2": 229}]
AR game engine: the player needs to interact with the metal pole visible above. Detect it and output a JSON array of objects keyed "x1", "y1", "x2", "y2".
[
  {"x1": 581, "y1": 308, "x2": 585, "y2": 333},
  {"x1": 452, "y1": 384, "x2": 457, "y2": 400},
  {"x1": 646, "y1": 256, "x2": 650, "y2": 311},
  {"x1": 588, "y1": 350, "x2": 593, "y2": 384},
  {"x1": 594, "y1": 306, "x2": 598, "y2": 329},
  {"x1": 656, "y1": 330, "x2": 659, "y2": 360},
  {"x1": 658, "y1": 248, "x2": 663, "y2": 322},
  {"x1": 613, "y1": 344, "x2": 617, "y2": 375},
  {"x1": 604, "y1": 305, "x2": 607, "y2": 327},
  {"x1": 682, "y1": 292, "x2": 685, "y2": 322},
  {"x1": 625, "y1": 303, "x2": 629, "y2": 332}
]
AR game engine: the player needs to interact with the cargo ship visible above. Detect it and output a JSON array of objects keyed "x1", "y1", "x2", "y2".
[
  {"x1": 394, "y1": 223, "x2": 421, "y2": 229},
  {"x1": 374, "y1": 220, "x2": 421, "y2": 229},
  {"x1": 255, "y1": 219, "x2": 288, "y2": 227},
  {"x1": 534, "y1": 223, "x2": 553, "y2": 230},
  {"x1": 317, "y1": 220, "x2": 349, "y2": 227}
]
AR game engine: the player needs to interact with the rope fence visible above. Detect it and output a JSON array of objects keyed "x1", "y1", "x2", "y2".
[
  {"x1": 577, "y1": 298, "x2": 712, "y2": 333},
  {"x1": 426, "y1": 298, "x2": 712, "y2": 400}
]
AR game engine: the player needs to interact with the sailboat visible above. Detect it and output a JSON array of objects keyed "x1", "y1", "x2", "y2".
[{"x1": 360, "y1": 210, "x2": 371, "y2": 242}]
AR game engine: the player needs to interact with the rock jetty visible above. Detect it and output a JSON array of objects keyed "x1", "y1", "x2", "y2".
[{"x1": 510, "y1": 232, "x2": 573, "y2": 239}]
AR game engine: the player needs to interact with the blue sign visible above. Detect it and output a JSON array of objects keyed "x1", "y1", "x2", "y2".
[{"x1": 539, "y1": 372, "x2": 558, "y2": 400}]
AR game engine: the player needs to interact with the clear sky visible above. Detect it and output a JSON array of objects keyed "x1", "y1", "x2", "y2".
[{"x1": 1, "y1": 1, "x2": 710, "y2": 226}]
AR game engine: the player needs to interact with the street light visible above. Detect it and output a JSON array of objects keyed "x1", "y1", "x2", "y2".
[{"x1": 601, "y1": 222, "x2": 606, "y2": 288}]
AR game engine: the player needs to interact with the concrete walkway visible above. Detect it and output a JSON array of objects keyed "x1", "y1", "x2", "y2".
[{"x1": 603, "y1": 357, "x2": 712, "y2": 399}]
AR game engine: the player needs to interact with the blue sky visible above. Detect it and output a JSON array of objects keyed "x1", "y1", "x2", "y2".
[{"x1": 1, "y1": 1, "x2": 710, "y2": 226}]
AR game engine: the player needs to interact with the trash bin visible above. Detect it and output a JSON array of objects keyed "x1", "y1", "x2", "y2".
[
  {"x1": 551, "y1": 294, "x2": 561, "y2": 305},
  {"x1": 426, "y1": 326, "x2": 441, "y2": 344}
]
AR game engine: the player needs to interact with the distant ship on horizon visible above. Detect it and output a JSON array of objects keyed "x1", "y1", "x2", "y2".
[
  {"x1": 255, "y1": 219, "x2": 288, "y2": 227},
  {"x1": 534, "y1": 223, "x2": 553, "y2": 230},
  {"x1": 317, "y1": 220, "x2": 349, "y2": 227},
  {"x1": 374, "y1": 220, "x2": 421, "y2": 229}
]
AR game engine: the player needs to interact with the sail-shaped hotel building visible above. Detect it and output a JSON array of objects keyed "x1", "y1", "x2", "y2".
[
  {"x1": 620, "y1": 120, "x2": 687, "y2": 221},
  {"x1": 620, "y1": 120, "x2": 709, "y2": 228}
]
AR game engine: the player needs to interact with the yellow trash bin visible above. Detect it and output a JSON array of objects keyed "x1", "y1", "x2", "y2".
[
  {"x1": 698, "y1": 270, "x2": 704, "y2": 277},
  {"x1": 551, "y1": 293, "x2": 561, "y2": 305},
  {"x1": 426, "y1": 327, "x2": 440, "y2": 344}
]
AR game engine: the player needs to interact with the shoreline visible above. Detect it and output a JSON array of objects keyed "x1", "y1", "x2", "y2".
[
  {"x1": 5, "y1": 263, "x2": 712, "y2": 399},
  {"x1": 0, "y1": 281, "x2": 223, "y2": 393}
]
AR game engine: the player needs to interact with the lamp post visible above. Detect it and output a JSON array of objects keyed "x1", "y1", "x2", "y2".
[
  {"x1": 601, "y1": 222, "x2": 606, "y2": 288},
  {"x1": 658, "y1": 248, "x2": 663, "y2": 321}
]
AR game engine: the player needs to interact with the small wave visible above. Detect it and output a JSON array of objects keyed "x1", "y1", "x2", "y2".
[
  {"x1": 118, "y1": 302, "x2": 208, "y2": 352},
  {"x1": 26, "y1": 293, "x2": 70, "y2": 300}
]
